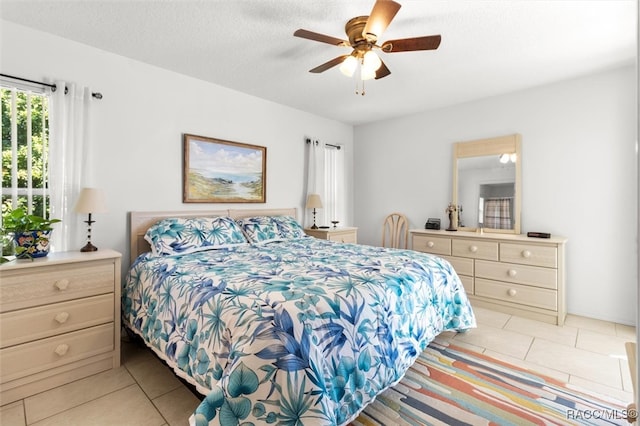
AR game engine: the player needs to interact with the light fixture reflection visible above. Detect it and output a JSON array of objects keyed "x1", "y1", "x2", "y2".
[{"x1": 499, "y1": 153, "x2": 517, "y2": 164}]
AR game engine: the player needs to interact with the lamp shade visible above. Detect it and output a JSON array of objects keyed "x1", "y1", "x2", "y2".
[
  {"x1": 339, "y1": 56, "x2": 358, "y2": 77},
  {"x1": 363, "y1": 51, "x2": 382, "y2": 71},
  {"x1": 305, "y1": 193, "x2": 323, "y2": 209},
  {"x1": 74, "y1": 188, "x2": 108, "y2": 214}
]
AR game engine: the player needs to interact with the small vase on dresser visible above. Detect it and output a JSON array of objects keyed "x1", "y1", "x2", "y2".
[{"x1": 410, "y1": 229, "x2": 567, "y2": 325}]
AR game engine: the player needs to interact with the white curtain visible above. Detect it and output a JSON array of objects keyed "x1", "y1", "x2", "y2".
[
  {"x1": 324, "y1": 146, "x2": 345, "y2": 225},
  {"x1": 48, "y1": 81, "x2": 92, "y2": 252},
  {"x1": 305, "y1": 138, "x2": 325, "y2": 227}
]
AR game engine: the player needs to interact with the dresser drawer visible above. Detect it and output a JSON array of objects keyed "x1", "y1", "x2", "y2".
[
  {"x1": 452, "y1": 239, "x2": 498, "y2": 261},
  {"x1": 0, "y1": 294, "x2": 114, "y2": 348},
  {"x1": 0, "y1": 323, "x2": 114, "y2": 383},
  {"x1": 328, "y1": 231, "x2": 357, "y2": 244},
  {"x1": 500, "y1": 243, "x2": 557, "y2": 268},
  {"x1": 459, "y1": 275, "x2": 474, "y2": 295},
  {"x1": 475, "y1": 278, "x2": 557, "y2": 311},
  {"x1": 475, "y1": 260, "x2": 557, "y2": 290},
  {"x1": 412, "y1": 235, "x2": 451, "y2": 256},
  {"x1": 0, "y1": 262, "x2": 115, "y2": 312},
  {"x1": 442, "y1": 255, "x2": 474, "y2": 277}
]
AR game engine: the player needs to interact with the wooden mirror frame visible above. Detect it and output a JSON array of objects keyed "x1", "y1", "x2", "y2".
[{"x1": 452, "y1": 134, "x2": 522, "y2": 234}]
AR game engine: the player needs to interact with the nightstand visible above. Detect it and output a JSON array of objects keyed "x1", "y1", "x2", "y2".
[
  {"x1": 305, "y1": 227, "x2": 358, "y2": 244},
  {"x1": 0, "y1": 249, "x2": 122, "y2": 405}
]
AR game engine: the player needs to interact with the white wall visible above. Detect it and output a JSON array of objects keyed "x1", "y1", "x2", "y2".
[
  {"x1": 1, "y1": 21, "x2": 354, "y2": 268},
  {"x1": 2, "y1": 20, "x2": 636, "y2": 325},
  {"x1": 354, "y1": 65, "x2": 637, "y2": 325}
]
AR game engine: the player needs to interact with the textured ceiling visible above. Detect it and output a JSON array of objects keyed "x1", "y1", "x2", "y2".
[{"x1": 0, "y1": 0, "x2": 636, "y2": 125}]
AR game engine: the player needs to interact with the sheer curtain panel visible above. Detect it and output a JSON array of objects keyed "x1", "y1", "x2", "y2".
[
  {"x1": 48, "y1": 82, "x2": 92, "y2": 251},
  {"x1": 305, "y1": 138, "x2": 325, "y2": 228},
  {"x1": 324, "y1": 145, "x2": 344, "y2": 226}
]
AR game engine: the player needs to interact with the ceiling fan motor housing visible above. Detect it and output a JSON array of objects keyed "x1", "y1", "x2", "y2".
[{"x1": 346, "y1": 16, "x2": 376, "y2": 56}]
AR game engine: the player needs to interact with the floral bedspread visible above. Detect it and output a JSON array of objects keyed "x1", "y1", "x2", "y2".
[{"x1": 122, "y1": 237, "x2": 476, "y2": 426}]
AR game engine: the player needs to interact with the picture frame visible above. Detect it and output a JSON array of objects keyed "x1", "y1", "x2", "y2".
[{"x1": 183, "y1": 134, "x2": 266, "y2": 203}]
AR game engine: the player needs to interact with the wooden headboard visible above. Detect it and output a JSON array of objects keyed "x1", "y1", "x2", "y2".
[{"x1": 129, "y1": 208, "x2": 297, "y2": 263}]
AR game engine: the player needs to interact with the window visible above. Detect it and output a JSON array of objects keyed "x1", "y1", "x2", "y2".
[{"x1": 1, "y1": 87, "x2": 50, "y2": 217}]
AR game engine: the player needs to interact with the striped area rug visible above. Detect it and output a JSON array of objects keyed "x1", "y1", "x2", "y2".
[{"x1": 351, "y1": 341, "x2": 630, "y2": 426}]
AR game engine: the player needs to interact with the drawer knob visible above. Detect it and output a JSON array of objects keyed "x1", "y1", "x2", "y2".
[
  {"x1": 54, "y1": 279, "x2": 70, "y2": 291},
  {"x1": 54, "y1": 312, "x2": 70, "y2": 324},
  {"x1": 54, "y1": 344, "x2": 69, "y2": 356},
  {"x1": 508, "y1": 269, "x2": 517, "y2": 277},
  {"x1": 521, "y1": 250, "x2": 532, "y2": 259},
  {"x1": 507, "y1": 289, "x2": 517, "y2": 297},
  {"x1": 427, "y1": 241, "x2": 435, "y2": 248},
  {"x1": 469, "y1": 245, "x2": 478, "y2": 253}
]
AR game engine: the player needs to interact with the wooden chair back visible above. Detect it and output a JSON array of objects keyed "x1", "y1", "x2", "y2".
[{"x1": 382, "y1": 213, "x2": 409, "y2": 249}]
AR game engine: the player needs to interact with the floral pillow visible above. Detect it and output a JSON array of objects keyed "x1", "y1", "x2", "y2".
[
  {"x1": 145, "y1": 216, "x2": 247, "y2": 256},
  {"x1": 271, "y1": 216, "x2": 307, "y2": 239},
  {"x1": 236, "y1": 216, "x2": 283, "y2": 244}
]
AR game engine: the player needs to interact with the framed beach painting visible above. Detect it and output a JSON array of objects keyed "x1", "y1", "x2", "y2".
[{"x1": 183, "y1": 134, "x2": 266, "y2": 203}]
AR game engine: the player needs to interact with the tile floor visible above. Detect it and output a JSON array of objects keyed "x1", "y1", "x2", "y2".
[{"x1": 1, "y1": 306, "x2": 636, "y2": 425}]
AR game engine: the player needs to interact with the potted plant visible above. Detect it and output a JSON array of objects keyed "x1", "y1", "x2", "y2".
[{"x1": 1, "y1": 207, "x2": 61, "y2": 262}]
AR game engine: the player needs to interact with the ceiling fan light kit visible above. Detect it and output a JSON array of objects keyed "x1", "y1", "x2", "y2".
[
  {"x1": 294, "y1": 0, "x2": 441, "y2": 95},
  {"x1": 339, "y1": 55, "x2": 358, "y2": 77}
]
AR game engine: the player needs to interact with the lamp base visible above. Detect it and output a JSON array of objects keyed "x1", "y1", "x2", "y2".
[
  {"x1": 80, "y1": 242, "x2": 98, "y2": 252},
  {"x1": 310, "y1": 224, "x2": 318, "y2": 229}
]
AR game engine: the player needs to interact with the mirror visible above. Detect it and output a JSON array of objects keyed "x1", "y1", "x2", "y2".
[{"x1": 452, "y1": 134, "x2": 521, "y2": 234}]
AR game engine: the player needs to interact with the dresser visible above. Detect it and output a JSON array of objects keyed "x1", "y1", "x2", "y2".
[
  {"x1": 0, "y1": 249, "x2": 121, "y2": 404},
  {"x1": 410, "y1": 230, "x2": 567, "y2": 325},
  {"x1": 305, "y1": 227, "x2": 358, "y2": 244}
]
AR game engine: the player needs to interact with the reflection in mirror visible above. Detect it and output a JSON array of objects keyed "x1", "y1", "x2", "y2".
[
  {"x1": 457, "y1": 156, "x2": 516, "y2": 229},
  {"x1": 453, "y1": 134, "x2": 521, "y2": 234}
]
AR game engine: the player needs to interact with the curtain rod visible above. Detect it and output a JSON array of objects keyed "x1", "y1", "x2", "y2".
[
  {"x1": 0, "y1": 73, "x2": 103, "y2": 99},
  {"x1": 305, "y1": 138, "x2": 341, "y2": 150}
]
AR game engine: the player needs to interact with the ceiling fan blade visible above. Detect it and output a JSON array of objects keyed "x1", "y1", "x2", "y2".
[
  {"x1": 381, "y1": 35, "x2": 442, "y2": 52},
  {"x1": 375, "y1": 60, "x2": 391, "y2": 80},
  {"x1": 363, "y1": 0, "x2": 401, "y2": 41},
  {"x1": 294, "y1": 29, "x2": 349, "y2": 47},
  {"x1": 309, "y1": 55, "x2": 350, "y2": 73}
]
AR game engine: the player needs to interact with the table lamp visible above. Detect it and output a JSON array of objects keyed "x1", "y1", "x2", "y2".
[
  {"x1": 306, "y1": 193, "x2": 323, "y2": 229},
  {"x1": 74, "y1": 188, "x2": 107, "y2": 252}
]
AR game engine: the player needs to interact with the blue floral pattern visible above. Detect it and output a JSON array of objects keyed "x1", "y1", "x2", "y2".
[
  {"x1": 270, "y1": 215, "x2": 307, "y2": 239},
  {"x1": 122, "y1": 238, "x2": 476, "y2": 426},
  {"x1": 236, "y1": 216, "x2": 283, "y2": 244},
  {"x1": 144, "y1": 216, "x2": 247, "y2": 256}
]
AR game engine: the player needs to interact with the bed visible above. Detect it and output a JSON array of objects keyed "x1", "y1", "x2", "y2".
[{"x1": 123, "y1": 208, "x2": 476, "y2": 426}]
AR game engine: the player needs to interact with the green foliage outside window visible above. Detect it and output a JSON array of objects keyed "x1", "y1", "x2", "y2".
[{"x1": 1, "y1": 88, "x2": 50, "y2": 217}]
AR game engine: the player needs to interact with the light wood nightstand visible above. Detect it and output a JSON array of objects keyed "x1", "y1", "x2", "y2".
[
  {"x1": 0, "y1": 249, "x2": 122, "y2": 405},
  {"x1": 305, "y1": 227, "x2": 358, "y2": 244}
]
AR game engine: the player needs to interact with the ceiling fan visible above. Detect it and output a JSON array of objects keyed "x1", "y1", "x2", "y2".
[{"x1": 294, "y1": 0, "x2": 441, "y2": 89}]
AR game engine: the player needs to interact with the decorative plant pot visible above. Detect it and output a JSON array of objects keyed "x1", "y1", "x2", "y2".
[{"x1": 14, "y1": 230, "x2": 52, "y2": 259}]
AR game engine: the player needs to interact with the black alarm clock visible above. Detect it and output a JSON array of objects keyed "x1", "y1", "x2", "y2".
[{"x1": 425, "y1": 218, "x2": 441, "y2": 230}]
